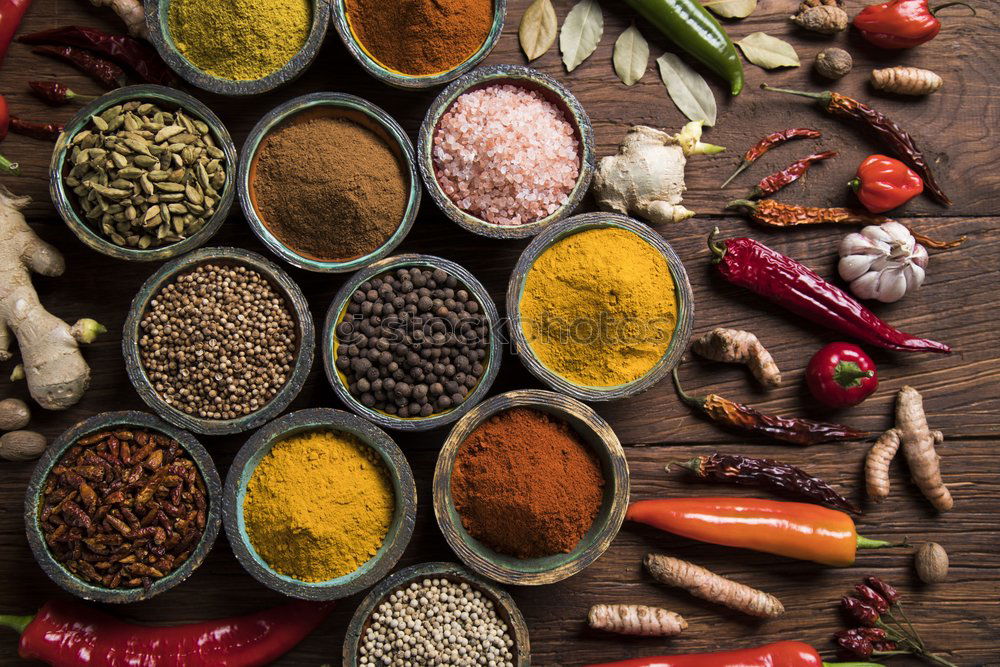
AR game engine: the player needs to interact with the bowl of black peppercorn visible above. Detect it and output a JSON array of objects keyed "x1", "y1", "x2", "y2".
[{"x1": 322, "y1": 254, "x2": 502, "y2": 432}]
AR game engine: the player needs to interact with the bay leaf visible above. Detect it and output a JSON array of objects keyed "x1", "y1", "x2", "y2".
[
  {"x1": 656, "y1": 52, "x2": 717, "y2": 126},
  {"x1": 704, "y1": 0, "x2": 758, "y2": 19},
  {"x1": 519, "y1": 0, "x2": 558, "y2": 62},
  {"x1": 737, "y1": 32, "x2": 800, "y2": 69},
  {"x1": 613, "y1": 24, "x2": 649, "y2": 86},
  {"x1": 560, "y1": 0, "x2": 603, "y2": 72}
]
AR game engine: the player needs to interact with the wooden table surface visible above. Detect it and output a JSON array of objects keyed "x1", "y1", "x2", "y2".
[{"x1": 1, "y1": 0, "x2": 998, "y2": 665}]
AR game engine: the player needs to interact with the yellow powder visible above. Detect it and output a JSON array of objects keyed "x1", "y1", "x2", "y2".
[
  {"x1": 519, "y1": 227, "x2": 678, "y2": 387},
  {"x1": 243, "y1": 429, "x2": 394, "y2": 582}
]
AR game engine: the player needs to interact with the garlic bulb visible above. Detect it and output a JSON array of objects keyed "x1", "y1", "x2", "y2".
[{"x1": 838, "y1": 222, "x2": 928, "y2": 303}]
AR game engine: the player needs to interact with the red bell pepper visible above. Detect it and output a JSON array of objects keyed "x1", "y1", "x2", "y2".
[
  {"x1": 806, "y1": 342, "x2": 878, "y2": 408},
  {"x1": 0, "y1": 0, "x2": 32, "y2": 65},
  {"x1": 853, "y1": 0, "x2": 974, "y2": 49},
  {"x1": 850, "y1": 155, "x2": 924, "y2": 214},
  {"x1": 583, "y1": 641, "x2": 882, "y2": 667}
]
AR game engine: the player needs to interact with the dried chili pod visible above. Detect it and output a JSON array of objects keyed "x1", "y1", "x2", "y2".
[
  {"x1": 842, "y1": 596, "x2": 880, "y2": 626},
  {"x1": 31, "y1": 45, "x2": 127, "y2": 89},
  {"x1": 855, "y1": 584, "x2": 889, "y2": 613},
  {"x1": 9, "y1": 117, "x2": 64, "y2": 141},
  {"x1": 721, "y1": 127, "x2": 822, "y2": 188},
  {"x1": 865, "y1": 576, "x2": 901, "y2": 604},
  {"x1": 28, "y1": 81, "x2": 96, "y2": 106},
  {"x1": 749, "y1": 150, "x2": 838, "y2": 199},
  {"x1": 836, "y1": 631, "x2": 875, "y2": 659},
  {"x1": 19, "y1": 26, "x2": 175, "y2": 85}
]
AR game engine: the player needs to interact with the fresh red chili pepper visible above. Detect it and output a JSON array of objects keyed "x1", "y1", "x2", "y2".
[
  {"x1": 720, "y1": 127, "x2": 822, "y2": 188},
  {"x1": 0, "y1": 0, "x2": 32, "y2": 65},
  {"x1": 19, "y1": 26, "x2": 175, "y2": 85},
  {"x1": 853, "y1": 0, "x2": 975, "y2": 49},
  {"x1": 28, "y1": 80, "x2": 97, "y2": 106},
  {"x1": 761, "y1": 85, "x2": 950, "y2": 206},
  {"x1": 0, "y1": 152, "x2": 19, "y2": 175},
  {"x1": 806, "y1": 342, "x2": 878, "y2": 408},
  {"x1": 583, "y1": 641, "x2": 882, "y2": 667},
  {"x1": 850, "y1": 154, "x2": 924, "y2": 213},
  {"x1": 708, "y1": 228, "x2": 951, "y2": 354},
  {"x1": 9, "y1": 116, "x2": 63, "y2": 141},
  {"x1": 32, "y1": 44, "x2": 126, "y2": 89},
  {"x1": 0, "y1": 598, "x2": 333, "y2": 666},
  {"x1": 0, "y1": 93, "x2": 8, "y2": 140},
  {"x1": 750, "y1": 150, "x2": 838, "y2": 199},
  {"x1": 626, "y1": 497, "x2": 902, "y2": 566}
]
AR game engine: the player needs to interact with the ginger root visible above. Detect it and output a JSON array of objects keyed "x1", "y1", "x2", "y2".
[
  {"x1": 692, "y1": 327, "x2": 781, "y2": 388},
  {"x1": 645, "y1": 553, "x2": 785, "y2": 618},
  {"x1": 88, "y1": 0, "x2": 148, "y2": 38},
  {"x1": 0, "y1": 186, "x2": 105, "y2": 409},
  {"x1": 592, "y1": 122, "x2": 724, "y2": 225},
  {"x1": 871, "y1": 67, "x2": 943, "y2": 96},
  {"x1": 588, "y1": 604, "x2": 687, "y2": 636}
]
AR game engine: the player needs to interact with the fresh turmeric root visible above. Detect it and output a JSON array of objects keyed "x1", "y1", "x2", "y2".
[
  {"x1": 866, "y1": 428, "x2": 901, "y2": 502},
  {"x1": 645, "y1": 553, "x2": 785, "y2": 618},
  {"x1": 691, "y1": 328, "x2": 781, "y2": 388},
  {"x1": 587, "y1": 604, "x2": 687, "y2": 636}
]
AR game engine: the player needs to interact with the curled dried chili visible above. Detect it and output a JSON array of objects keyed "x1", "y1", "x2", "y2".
[
  {"x1": 9, "y1": 116, "x2": 62, "y2": 141},
  {"x1": 31, "y1": 44, "x2": 126, "y2": 89},
  {"x1": 749, "y1": 150, "x2": 838, "y2": 199},
  {"x1": 720, "y1": 127, "x2": 822, "y2": 188}
]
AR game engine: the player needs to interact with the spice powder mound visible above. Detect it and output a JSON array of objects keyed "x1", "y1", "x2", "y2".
[{"x1": 450, "y1": 407, "x2": 605, "y2": 559}]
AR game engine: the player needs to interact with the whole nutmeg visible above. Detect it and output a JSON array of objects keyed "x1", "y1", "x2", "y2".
[
  {"x1": 814, "y1": 47, "x2": 853, "y2": 79},
  {"x1": 0, "y1": 397, "x2": 30, "y2": 431},
  {"x1": 791, "y1": 4, "x2": 849, "y2": 34},
  {"x1": 0, "y1": 430, "x2": 47, "y2": 461},
  {"x1": 915, "y1": 542, "x2": 949, "y2": 583}
]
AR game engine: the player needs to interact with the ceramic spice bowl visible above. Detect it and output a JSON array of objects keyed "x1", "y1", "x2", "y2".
[
  {"x1": 24, "y1": 411, "x2": 221, "y2": 603},
  {"x1": 417, "y1": 64, "x2": 596, "y2": 240},
  {"x1": 238, "y1": 93, "x2": 421, "y2": 273},
  {"x1": 433, "y1": 390, "x2": 629, "y2": 586},
  {"x1": 506, "y1": 213, "x2": 695, "y2": 402},
  {"x1": 342, "y1": 561, "x2": 530, "y2": 666},
  {"x1": 49, "y1": 85, "x2": 237, "y2": 262},
  {"x1": 322, "y1": 253, "x2": 502, "y2": 432},
  {"x1": 143, "y1": 0, "x2": 330, "y2": 96},
  {"x1": 223, "y1": 408, "x2": 417, "y2": 601},
  {"x1": 122, "y1": 247, "x2": 315, "y2": 436},
  {"x1": 331, "y1": 0, "x2": 506, "y2": 89}
]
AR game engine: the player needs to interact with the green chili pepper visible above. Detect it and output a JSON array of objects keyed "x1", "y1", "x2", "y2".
[{"x1": 622, "y1": 0, "x2": 744, "y2": 95}]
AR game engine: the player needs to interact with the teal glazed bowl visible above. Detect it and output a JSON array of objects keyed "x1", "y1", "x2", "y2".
[
  {"x1": 50, "y1": 85, "x2": 237, "y2": 262},
  {"x1": 223, "y1": 408, "x2": 417, "y2": 600},
  {"x1": 433, "y1": 390, "x2": 629, "y2": 586},
  {"x1": 24, "y1": 411, "x2": 221, "y2": 603},
  {"x1": 238, "y1": 93, "x2": 420, "y2": 273}
]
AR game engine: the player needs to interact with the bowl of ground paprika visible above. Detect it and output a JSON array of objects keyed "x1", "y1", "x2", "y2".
[{"x1": 433, "y1": 390, "x2": 630, "y2": 586}]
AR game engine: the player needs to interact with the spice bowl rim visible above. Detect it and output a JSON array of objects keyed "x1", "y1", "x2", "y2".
[
  {"x1": 143, "y1": 0, "x2": 331, "y2": 96},
  {"x1": 237, "y1": 92, "x2": 421, "y2": 273},
  {"x1": 222, "y1": 408, "x2": 417, "y2": 601},
  {"x1": 49, "y1": 84, "x2": 237, "y2": 263},
  {"x1": 122, "y1": 246, "x2": 315, "y2": 436},
  {"x1": 416, "y1": 64, "x2": 596, "y2": 240},
  {"x1": 506, "y1": 213, "x2": 695, "y2": 402},
  {"x1": 433, "y1": 389, "x2": 630, "y2": 586},
  {"x1": 24, "y1": 410, "x2": 222, "y2": 604},
  {"x1": 331, "y1": 0, "x2": 507, "y2": 90},
  {"x1": 342, "y1": 561, "x2": 530, "y2": 666},
  {"x1": 321, "y1": 253, "x2": 502, "y2": 432}
]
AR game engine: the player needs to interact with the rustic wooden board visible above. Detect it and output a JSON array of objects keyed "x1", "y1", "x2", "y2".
[{"x1": 0, "y1": 0, "x2": 997, "y2": 665}]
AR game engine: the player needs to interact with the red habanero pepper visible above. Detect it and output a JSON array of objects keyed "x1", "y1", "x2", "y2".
[
  {"x1": 32, "y1": 45, "x2": 126, "y2": 89},
  {"x1": 850, "y1": 154, "x2": 924, "y2": 214},
  {"x1": 583, "y1": 641, "x2": 882, "y2": 667},
  {"x1": 807, "y1": 343, "x2": 878, "y2": 408},
  {"x1": 9, "y1": 116, "x2": 63, "y2": 141},
  {"x1": 0, "y1": 0, "x2": 32, "y2": 65},
  {"x1": 720, "y1": 127, "x2": 822, "y2": 188},
  {"x1": 708, "y1": 228, "x2": 951, "y2": 354},
  {"x1": 750, "y1": 150, "x2": 838, "y2": 199},
  {"x1": 626, "y1": 497, "x2": 903, "y2": 567},
  {"x1": 853, "y1": 0, "x2": 975, "y2": 49},
  {"x1": 0, "y1": 598, "x2": 333, "y2": 666}
]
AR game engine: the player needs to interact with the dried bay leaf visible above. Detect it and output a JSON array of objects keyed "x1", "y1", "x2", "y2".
[
  {"x1": 656, "y1": 52, "x2": 717, "y2": 126},
  {"x1": 560, "y1": 0, "x2": 603, "y2": 72},
  {"x1": 704, "y1": 0, "x2": 758, "y2": 19},
  {"x1": 613, "y1": 24, "x2": 649, "y2": 86},
  {"x1": 737, "y1": 32, "x2": 800, "y2": 69},
  {"x1": 519, "y1": 0, "x2": 558, "y2": 61}
]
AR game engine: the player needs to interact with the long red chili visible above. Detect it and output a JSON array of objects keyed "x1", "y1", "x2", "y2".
[
  {"x1": 19, "y1": 26, "x2": 175, "y2": 85},
  {"x1": 29, "y1": 80, "x2": 96, "y2": 106},
  {"x1": 720, "y1": 128, "x2": 822, "y2": 188},
  {"x1": 708, "y1": 228, "x2": 950, "y2": 353},
  {"x1": 750, "y1": 150, "x2": 838, "y2": 198},
  {"x1": 583, "y1": 641, "x2": 881, "y2": 667},
  {"x1": 9, "y1": 116, "x2": 63, "y2": 141},
  {"x1": 0, "y1": 598, "x2": 332, "y2": 666},
  {"x1": 32, "y1": 44, "x2": 126, "y2": 89},
  {"x1": 0, "y1": 0, "x2": 32, "y2": 65}
]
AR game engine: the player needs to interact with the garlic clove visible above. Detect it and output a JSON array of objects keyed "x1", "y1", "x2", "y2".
[
  {"x1": 882, "y1": 221, "x2": 912, "y2": 243},
  {"x1": 877, "y1": 266, "x2": 908, "y2": 303},
  {"x1": 839, "y1": 254, "x2": 878, "y2": 281},
  {"x1": 839, "y1": 232, "x2": 879, "y2": 256},
  {"x1": 911, "y1": 243, "x2": 929, "y2": 269},
  {"x1": 850, "y1": 272, "x2": 881, "y2": 301},
  {"x1": 904, "y1": 262, "x2": 925, "y2": 290},
  {"x1": 862, "y1": 224, "x2": 894, "y2": 244}
]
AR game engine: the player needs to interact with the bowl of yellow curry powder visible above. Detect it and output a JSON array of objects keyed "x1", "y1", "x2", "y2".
[
  {"x1": 143, "y1": 0, "x2": 330, "y2": 96},
  {"x1": 222, "y1": 408, "x2": 417, "y2": 600},
  {"x1": 507, "y1": 213, "x2": 694, "y2": 402}
]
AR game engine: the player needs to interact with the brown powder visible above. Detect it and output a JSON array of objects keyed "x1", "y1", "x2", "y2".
[{"x1": 250, "y1": 110, "x2": 408, "y2": 261}]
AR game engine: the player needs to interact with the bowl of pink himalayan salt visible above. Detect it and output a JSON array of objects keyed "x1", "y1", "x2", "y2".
[{"x1": 417, "y1": 65, "x2": 595, "y2": 240}]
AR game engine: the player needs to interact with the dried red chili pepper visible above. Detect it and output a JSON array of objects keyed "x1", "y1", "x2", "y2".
[
  {"x1": 673, "y1": 369, "x2": 869, "y2": 445},
  {"x1": 28, "y1": 80, "x2": 96, "y2": 106},
  {"x1": 9, "y1": 116, "x2": 63, "y2": 141},
  {"x1": 672, "y1": 452, "x2": 861, "y2": 513},
  {"x1": 761, "y1": 85, "x2": 950, "y2": 206},
  {"x1": 842, "y1": 596, "x2": 881, "y2": 626},
  {"x1": 836, "y1": 629, "x2": 875, "y2": 658},
  {"x1": 0, "y1": 0, "x2": 32, "y2": 65},
  {"x1": 865, "y1": 576, "x2": 901, "y2": 604},
  {"x1": 708, "y1": 228, "x2": 951, "y2": 353},
  {"x1": 853, "y1": 0, "x2": 974, "y2": 49},
  {"x1": 855, "y1": 584, "x2": 890, "y2": 613},
  {"x1": 720, "y1": 127, "x2": 822, "y2": 188},
  {"x1": 750, "y1": 150, "x2": 838, "y2": 199},
  {"x1": 31, "y1": 44, "x2": 126, "y2": 89}
]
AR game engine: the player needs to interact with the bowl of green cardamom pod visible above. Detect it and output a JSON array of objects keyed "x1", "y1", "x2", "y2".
[{"x1": 50, "y1": 85, "x2": 237, "y2": 262}]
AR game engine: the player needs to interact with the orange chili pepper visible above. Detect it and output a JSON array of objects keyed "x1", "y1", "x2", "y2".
[{"x1": 626, "y1": 497, "x2": 903, "y2": 567}]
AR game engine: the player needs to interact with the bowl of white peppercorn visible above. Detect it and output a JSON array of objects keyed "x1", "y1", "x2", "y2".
[
  {"x1": 123, "y1": 247, "x2": 315, "y2": 436},
  {"x1": 342, "y1": 561, "x2": 530, "y2": 666}
]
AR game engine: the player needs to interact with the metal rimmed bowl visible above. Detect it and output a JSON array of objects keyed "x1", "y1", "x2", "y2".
[
  {"x1": 122, "y1": 247, "x2": 315, "y2": 436},
  {"x1": 50, "y1": 85, "x2": 237, "y2": 262},
  {"x1": 433, "y1": 390, "x2": 629, "y2": 586},
  {"x1": 24, "y1": 411, "x2": 221, "y2": 603},
  {"x1": 342, "y1": 561, "x2": 530, "y2": 666},
  {"x1": 144, "y1": 0, "x2": 330, "y2": 96},
  {"x1": 238, "y1": 93, "x2": 420, "y2": 273},
  {"x1": 417, "y1": 64, "x2": 596, "y2": 240},
  {"x1": 331, "y1": 0, "x2": 506, "y2": 89},
  {"x1": 506, "y1": 213, "x2": 695, "y2": 402},
  {"x1": 322, "y1": 253, "x2": 501, "y2": 432},
  {"x1": 223, "y1": 408, "x2": 417, "y2": 600}
]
